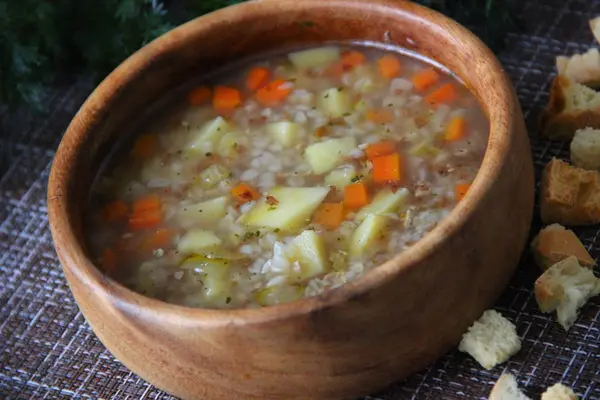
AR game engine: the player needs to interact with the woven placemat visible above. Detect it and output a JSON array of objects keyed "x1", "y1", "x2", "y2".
[{"x1": 1, "y1": 1, "x2": 599, "y2": 399}]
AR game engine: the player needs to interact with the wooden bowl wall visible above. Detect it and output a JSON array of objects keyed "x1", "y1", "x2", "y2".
[{"x1": 47, "y1": 0, "x2": 534, "y2": 399}]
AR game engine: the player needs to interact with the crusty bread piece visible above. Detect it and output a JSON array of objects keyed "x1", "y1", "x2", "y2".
[
  {"x1": 571, "y1": 127, "x2": 600, "y2": 171},
  {"x1": 531, "y1": 224, "x2": 596, "y2": 270},
  {"x1": 541, "y1": 383, "x2": 578, "y2": 400},
  {"x1": 591, "y1": 17, "x2": 600, "y2": 45},
  {"x1": 458, "y1": 310, "x2": 521, "y2": 370},
  {"x1": 556, "y1": 48, "x2": 600, "y2": 87},
  {"x1": 534, "y1": 256, "x2": 600, "y2": 330},
  {"x1": 540, "y1": 158, "x2": 600, "y2": 225},
  {"x1": 540, "y1": 76, "x2": 600, "y2": 140},
  {"x1": 489, "y1": 374, "x2": 531, "y2": 400}
]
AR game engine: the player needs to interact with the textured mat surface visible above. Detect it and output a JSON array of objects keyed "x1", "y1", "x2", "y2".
[{"x1": 1, "y1": 1, "x2": 599, "y2": 399}]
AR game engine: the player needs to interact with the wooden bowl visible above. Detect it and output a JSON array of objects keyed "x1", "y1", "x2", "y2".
[{"x1": 47, "y1": 0, "x2": 534, "y2": 399}]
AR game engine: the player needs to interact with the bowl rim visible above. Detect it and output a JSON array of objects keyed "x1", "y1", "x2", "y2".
[{"x1": 48, "y1": 0, "x2": 515, "y2": 326}]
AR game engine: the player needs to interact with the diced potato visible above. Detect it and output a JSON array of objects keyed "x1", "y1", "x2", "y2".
[
  {"x1": 324, "y1": 166, "x2": 359, "y2": 188},
  {"x1": 203, "y1": 261, "x2": 232, "y2": 301},
  {"x1": 350, "y1": 215, "x2": 390, "y2": 258},
  {"x1": 255, "y1": 285, "x2": 304, "y2": 306},
  {"x1": 318, "y1": 88, "x2": 353, "y2": 118},
  {"x1": 177, "y1": 229, "x2": 222, "y2": 254},
  {"x1": 180, "y1": 255, "x2": 231, "y2": 301},
  {"x1": 216, "y1": 131, "x2": 246, "y2": 157},
  {"x1": 304, "y1": 137, "x2": 357, "y2": 174},
  {"x1": 243, "y1": 187, "x2": 329, "y2": 232},
  {"x1": 356, "y1": 188, "x2": 409, "y2": 221},
  {"x1": 409, "y1": 141, "x2": 441, "y2": 158},
  {"x1": 187, "y1": 116, "x2": 231, "y2": 153},
  {"x1": 176, "y1": 196, "x2": 229, "y2": 227},
  {"x1": 267, "y1": 121, "x2": 300, "y2": 147},
  {"x1": 197, "y1": 164, "x2": 231, "y2": 189},
  {"x1": 288, "y1": 230, "x2": 330, "y2": 279},
  {"x1": 288, "y1": 46, "x2": 340, "y2": 70}
]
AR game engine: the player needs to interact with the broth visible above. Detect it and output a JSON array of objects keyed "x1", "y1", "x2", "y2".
[{"x1": 87, "y1": 43, "x2": 489, "y2": 309}]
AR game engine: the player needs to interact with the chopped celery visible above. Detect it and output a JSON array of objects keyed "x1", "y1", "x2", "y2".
[
  {"x1": 324, "y1": 166, "x2": 359, "y2": 188},
  {"x1": 255, "y1": 285, "x2": 304, "y2": 306},
  {"x1": 409, "y1": 142, "x2": 441, "y2": 158},
  {"x1": 330, "y1": 249, "x2": 348, "y2": 272}
]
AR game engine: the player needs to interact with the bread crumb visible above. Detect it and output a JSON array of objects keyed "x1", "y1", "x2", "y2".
[
  {"x1": 540, "y1": 76, "x2": 600, "y2": 140},
  {"x1": 570, "y1": 127, "x2": 600, "y2": 171},
  {"x1": 534, "y1": 256, "x2": 600, "y2": 330},
  {"x1": 590, "y1": 17, "x2": 600, "y2": 45},
  {"x1": 556, "y1": 48, "x2": 600, "y2": 87},
  {"x1": 541, "y1": 383, "x2": 578, "y2": 400},
  {"x1": 531, "y1": 223, "x2": 595, "y2": 270},
  {"x1": 489, "y1": 373, "x2": 531, "y2": 400},
  {"x1": 458, "y1": 310, "x2": 521, "y2": 370},
  {"x1": 540, "y1": 158, "x2": 600, "y2": 225}
]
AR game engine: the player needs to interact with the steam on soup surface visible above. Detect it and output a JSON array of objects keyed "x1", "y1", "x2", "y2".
[{"x1": 88, "y1": 44, "x2": 489, "y2": 309}]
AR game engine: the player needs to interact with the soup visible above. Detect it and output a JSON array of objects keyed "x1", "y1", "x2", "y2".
[{"x1": 87, "y1": 44, "x2": 489, "y2": 309}]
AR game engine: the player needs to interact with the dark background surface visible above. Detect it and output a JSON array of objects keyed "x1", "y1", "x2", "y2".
[{"x1": 1, "y1": 0, "x2": 599, "y2": 399}]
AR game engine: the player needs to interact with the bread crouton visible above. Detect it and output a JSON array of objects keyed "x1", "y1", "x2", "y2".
[
  {"x1": 541, "y1": 383, "x2": 578, "y2": 400},
  {"x1": 534, "y1": 256, "x2": 600, "y2": 330},
  {"x1": 570, "y1": 127, "x2": 600, "y2": 171},
  {"x1": 531, "y1": 224, "x2": 595, "y2": 270},
  {"x1": 458, "y1": 310, "x2": 521, "y2": 370},
  {"x1": 540, "y1": 158, "x2": 600, "y2": 225},
  {"x1": 489, "y1": 374, "x2": 531, "y2": 400},
  {"x1": 556, "y1": 48, "x2": 600, "y2": 87},
  {"x1": 540, "y1": 76, "x2": 600, "y2": 140},
  {"x1": 591, "y1": 17, "x2": 600, "y2": 45}
]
